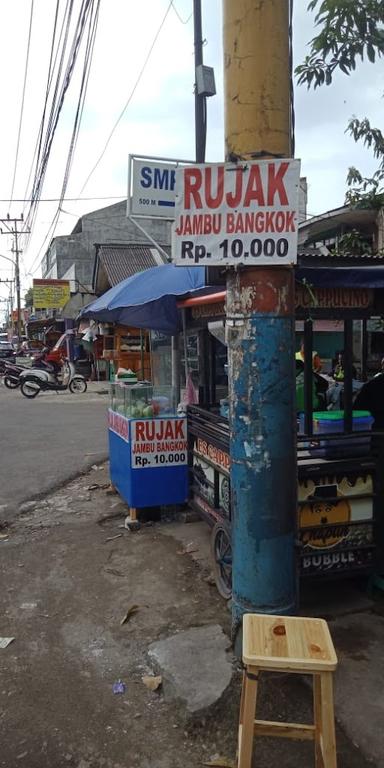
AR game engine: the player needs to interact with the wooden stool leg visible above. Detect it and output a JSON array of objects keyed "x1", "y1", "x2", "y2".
[
  {"x1": 319, "y1": 672, "x2": 337, "y2": 768},
  {"x1": 239, "y1": 671, "x2": 246, "y2": 726},
  {"x1": 313, "y1": 674, "x2": 324, "y2": 768},
  {"x1": 238, "y1": 668, "x2": 258, "y2": 768}
]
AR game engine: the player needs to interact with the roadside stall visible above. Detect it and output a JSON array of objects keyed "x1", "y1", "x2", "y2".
[
  {"x1": 78, "y1": 263, "x2": 209, "y2": 519},
  {"x1": 180, "y1": 267, "x2": 384, "y2": 598},
  {"x1": 100, "y1": 324, "x2": 151, "y2": 380}
]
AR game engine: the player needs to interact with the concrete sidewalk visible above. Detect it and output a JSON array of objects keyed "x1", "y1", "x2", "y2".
[{"x1": 0, "y1": 464, "x2": 382, "y2": 767}]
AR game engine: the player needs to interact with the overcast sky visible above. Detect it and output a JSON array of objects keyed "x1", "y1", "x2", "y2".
[{"x1": 0, "y1": 0, "x2": 383, "y2": 317}]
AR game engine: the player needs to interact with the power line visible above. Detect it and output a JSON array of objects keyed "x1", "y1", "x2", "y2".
[
  {"x1": 78, "y1": 0, "x2": 174, "y2": 196},
  {"x1": 22, "y1": 0, "x2": 75, "y2": 248},
  {"x1": 34, "y1": 0, "x2": 101, "y2": 258},
  {"x1": 0, "y1": 195, "x2": 126, "y2": 203},
  {"x1": 23, "y1": 0, "x2": 90, "y2": 250},
  {"x1": 9, "y1": 0, "x2": 35, "y2": 205},
  {"x1": 22, "y1": 0, "x2": 64, "y2": 218},
  {"x1": 27, "y1": 0, "x2": 102, "y2": 275},
  {"x1": 171, "y1": 1, "x2": 193, "y2": 24}
]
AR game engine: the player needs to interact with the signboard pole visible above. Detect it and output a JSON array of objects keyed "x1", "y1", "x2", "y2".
[{"x1": 224, "y1": 0, "x2": 297, "y2": 644}]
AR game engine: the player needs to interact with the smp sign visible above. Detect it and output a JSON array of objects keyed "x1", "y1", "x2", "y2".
[
  {"x1": 172, "y1": 158, "x2": 301, "y2": 266},
  {"x1": 129, "y1": 156, "x2": 193, "y2": 218}
]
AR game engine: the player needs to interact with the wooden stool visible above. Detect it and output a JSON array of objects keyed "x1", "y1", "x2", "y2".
[{"x1": 238, "y1": 614, "x2": 338, "y2": 768}]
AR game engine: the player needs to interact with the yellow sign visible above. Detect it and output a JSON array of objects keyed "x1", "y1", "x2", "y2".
[
  {"x1": 299, "y1": 474, "x2": 373, "y2": 549},
  {"x1": 33, "y1": 280, "x2": 70, "y2": 309}
]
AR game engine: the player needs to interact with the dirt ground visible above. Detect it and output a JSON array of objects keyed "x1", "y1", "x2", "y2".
[{"x1": 0, "y1": 464, "x2": 375, "y2": 768}]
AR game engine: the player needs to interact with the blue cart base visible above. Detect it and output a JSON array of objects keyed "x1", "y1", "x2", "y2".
[{"x1": 109, "y1": 429, "x2": 188, "y2": 508}]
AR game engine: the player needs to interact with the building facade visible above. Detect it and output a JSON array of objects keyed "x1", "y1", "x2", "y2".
[{"x1": 41, "y1": 200, "x2": 172, "y2": 289}]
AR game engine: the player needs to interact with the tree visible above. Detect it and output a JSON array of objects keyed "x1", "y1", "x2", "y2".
[
  {"x1": 24, "y1": 287, "x2": 34, "y2": 308},
  {"x1": 296, "y1": 0, "x2": 384, "y2": 206}
]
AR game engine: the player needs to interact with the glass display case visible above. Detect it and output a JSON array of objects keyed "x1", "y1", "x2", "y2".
[{"x1": 110, "y1": 382, "x2": 176, "y2": 418}]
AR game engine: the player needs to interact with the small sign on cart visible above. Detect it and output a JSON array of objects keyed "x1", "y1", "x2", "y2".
[
  {"x1": 172, "y1": 158, "x2": 300, "y2": 266},
  {"x1": 130, "y1": 417, "x2": 187, "y2": 469}
]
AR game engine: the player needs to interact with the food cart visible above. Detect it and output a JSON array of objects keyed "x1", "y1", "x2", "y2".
[
  {"x1": 78, "y1": 264, "x2": 208, "y2": 520},
  {"x1": 108, "y1": 381, "x2": 189, "y2": 517},
  {"x1": 181, "y1": 267, "x2": 384, "y2": 598}
]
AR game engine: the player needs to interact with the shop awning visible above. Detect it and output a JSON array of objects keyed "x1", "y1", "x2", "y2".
[
  {"x1": 297, "y1": 266, "x2": 384, "y2": 288},
  {"x1": 78, "y1": 263, "x2": 207, "y2": 334}
]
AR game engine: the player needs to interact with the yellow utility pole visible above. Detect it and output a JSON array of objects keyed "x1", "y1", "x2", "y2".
[
  {"x1": 224, "y1": 0, "x2": 291, "y2": 159},
  {"x1": 223, "y1": 0, "x2": 297, "y2": 642}
]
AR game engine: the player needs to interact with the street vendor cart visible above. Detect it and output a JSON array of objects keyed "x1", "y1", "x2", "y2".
[
  {"x1": 182, "y1": 267, "x2": 384, "y2": 598},
  {"x1": 108, "y1": 381, "x2": 189, "y2": 514}
]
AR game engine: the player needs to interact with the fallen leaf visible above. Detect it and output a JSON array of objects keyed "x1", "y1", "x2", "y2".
[
  {"x1": 142, "y1": 675, "x2": 162, "y2": 691},
  {"x1": 177, "y1": 547, "x2": 198, "y2": 555},
  {"x1": 120, "y1": 605, "x2": 140, "y2": 625},
  {"x1": 202, "y1": 759, "x2": 236, "y2": 768},
  {"x1": 105, "y1": 568, "x2": 126, "y2": 577}
]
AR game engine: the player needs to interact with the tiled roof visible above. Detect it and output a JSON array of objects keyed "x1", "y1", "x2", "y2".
[{"x1": 95, "y1": 243, "x2": 169, "y2": 287}]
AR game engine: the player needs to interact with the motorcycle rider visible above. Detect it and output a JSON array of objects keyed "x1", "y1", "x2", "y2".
[{"x1": 33, "y1": 347, "x2": 63, "y2": 380}]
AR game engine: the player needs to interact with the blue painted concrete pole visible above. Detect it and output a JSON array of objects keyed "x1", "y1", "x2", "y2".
[
  {"x1": 227, "y1": 268, "x2": 297, "y2": 636},
  {"x1": 223, "y1": 0, "x2": 297, "y2": 641}
]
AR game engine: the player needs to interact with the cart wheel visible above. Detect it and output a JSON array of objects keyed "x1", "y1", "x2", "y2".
[{"x1": 210, "y1": 520, "x2": 232, "y2": 600}]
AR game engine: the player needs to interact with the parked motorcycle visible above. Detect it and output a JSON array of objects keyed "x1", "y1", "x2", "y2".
[
  {"x1": 19, "y1": 359, "x2": 87, "y2": 398},
  {"x1": 0, "y1": 359, "x2": 30, "y2": 389}
]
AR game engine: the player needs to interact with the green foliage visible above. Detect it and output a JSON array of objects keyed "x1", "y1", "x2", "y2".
[
  {"x1": 332, "y1": 228, "x2": 373, "y2": 254},
  {"x1": 296, "y1": 0, "x2": 384, "y2": 88},
  {"x1": 296, "y1": 1, "x2": 384, "y2": 209},
  {"x1": 24, "y1": 287, "x2": 34, "y2": 308}
]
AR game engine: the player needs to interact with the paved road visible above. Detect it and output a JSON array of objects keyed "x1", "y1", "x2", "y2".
[{"x1": 0, "y1": 384, "x2": 108, "y2": 516}]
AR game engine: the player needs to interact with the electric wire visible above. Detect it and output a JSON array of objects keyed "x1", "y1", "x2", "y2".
[
  {"x1": 60, "y1": 0, "x2": 101, "y2": 197},
  {"x1": 25, "y1": 0, "x2": 92, "y2": 259},
  {"x1": 34, "y1": 0, "x2": 101, "y2": 264},
  {"x1": 9, "y1": 0, "x2": 35, "y2": 206},
  {"x1": 78, "y1": 0, "x2": 174, "y2": 196},
  {"x1": 28, "y1": 0, "x2": 101, "y2": 275},
  {"x1": 0, "y1": 196, "x2": 125, "y2": 202},
  {"x1": 170, "y1": 1, "x2": 192, "y2": 24},
  {"x1": 21, "y1": 0, "x2": 64, "y2": 219},
  {"x1": 22, "y1": 0, "x2": 75, "y2": 248}
]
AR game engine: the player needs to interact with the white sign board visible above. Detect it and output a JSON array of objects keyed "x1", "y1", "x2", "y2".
[
  {"x1": 131, "y1": 159, "x2": 176, "y2": 216},
  {"x1": 172, "y1": 158, "x2": 301, "y2": 266},
  {"x1": 130, "y1": 417, "x2": 188, "y2": 469},
  {"x1": 128, "y1": 157, "x2": 192, "y2": 218}
]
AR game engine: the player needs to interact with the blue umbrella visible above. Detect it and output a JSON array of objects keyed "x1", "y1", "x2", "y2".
[{"x1": 78, "y1": 263, "x2": 207, "y2": 334}]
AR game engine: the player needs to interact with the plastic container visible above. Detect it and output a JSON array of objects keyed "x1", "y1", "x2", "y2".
[
  {"x1": 299, "y1": 410, "x2": 374, "y2": 435},
  {"x1": 299, "y1": 410, "x2": 374, "y2": 459},
  {"x1": 109, "y1": 382, "x2": 175, "y2": 418}
]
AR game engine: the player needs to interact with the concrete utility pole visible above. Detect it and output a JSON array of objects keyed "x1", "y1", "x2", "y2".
[
  {"x1": 193, "y1": 0, "x2": 205, "y2": 163},
  {"x1": 0, "y1": 215, "x2": 28, "y2": 347},
  {"x1": 223, "y1": 1, "x2": 297, "y2": 641}
]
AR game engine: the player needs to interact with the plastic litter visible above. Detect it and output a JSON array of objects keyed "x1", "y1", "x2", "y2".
[
  {"x1": 112, "y1": 679, "x2": 126, "y2": 694},
  {"x1": 0, "y1": 637, "x2": 15, "y2": 649}
]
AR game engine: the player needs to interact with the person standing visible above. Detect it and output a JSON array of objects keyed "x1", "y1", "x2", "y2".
[{"x1": 296, "y1": 340, "x2": 322, "y2": 373}]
